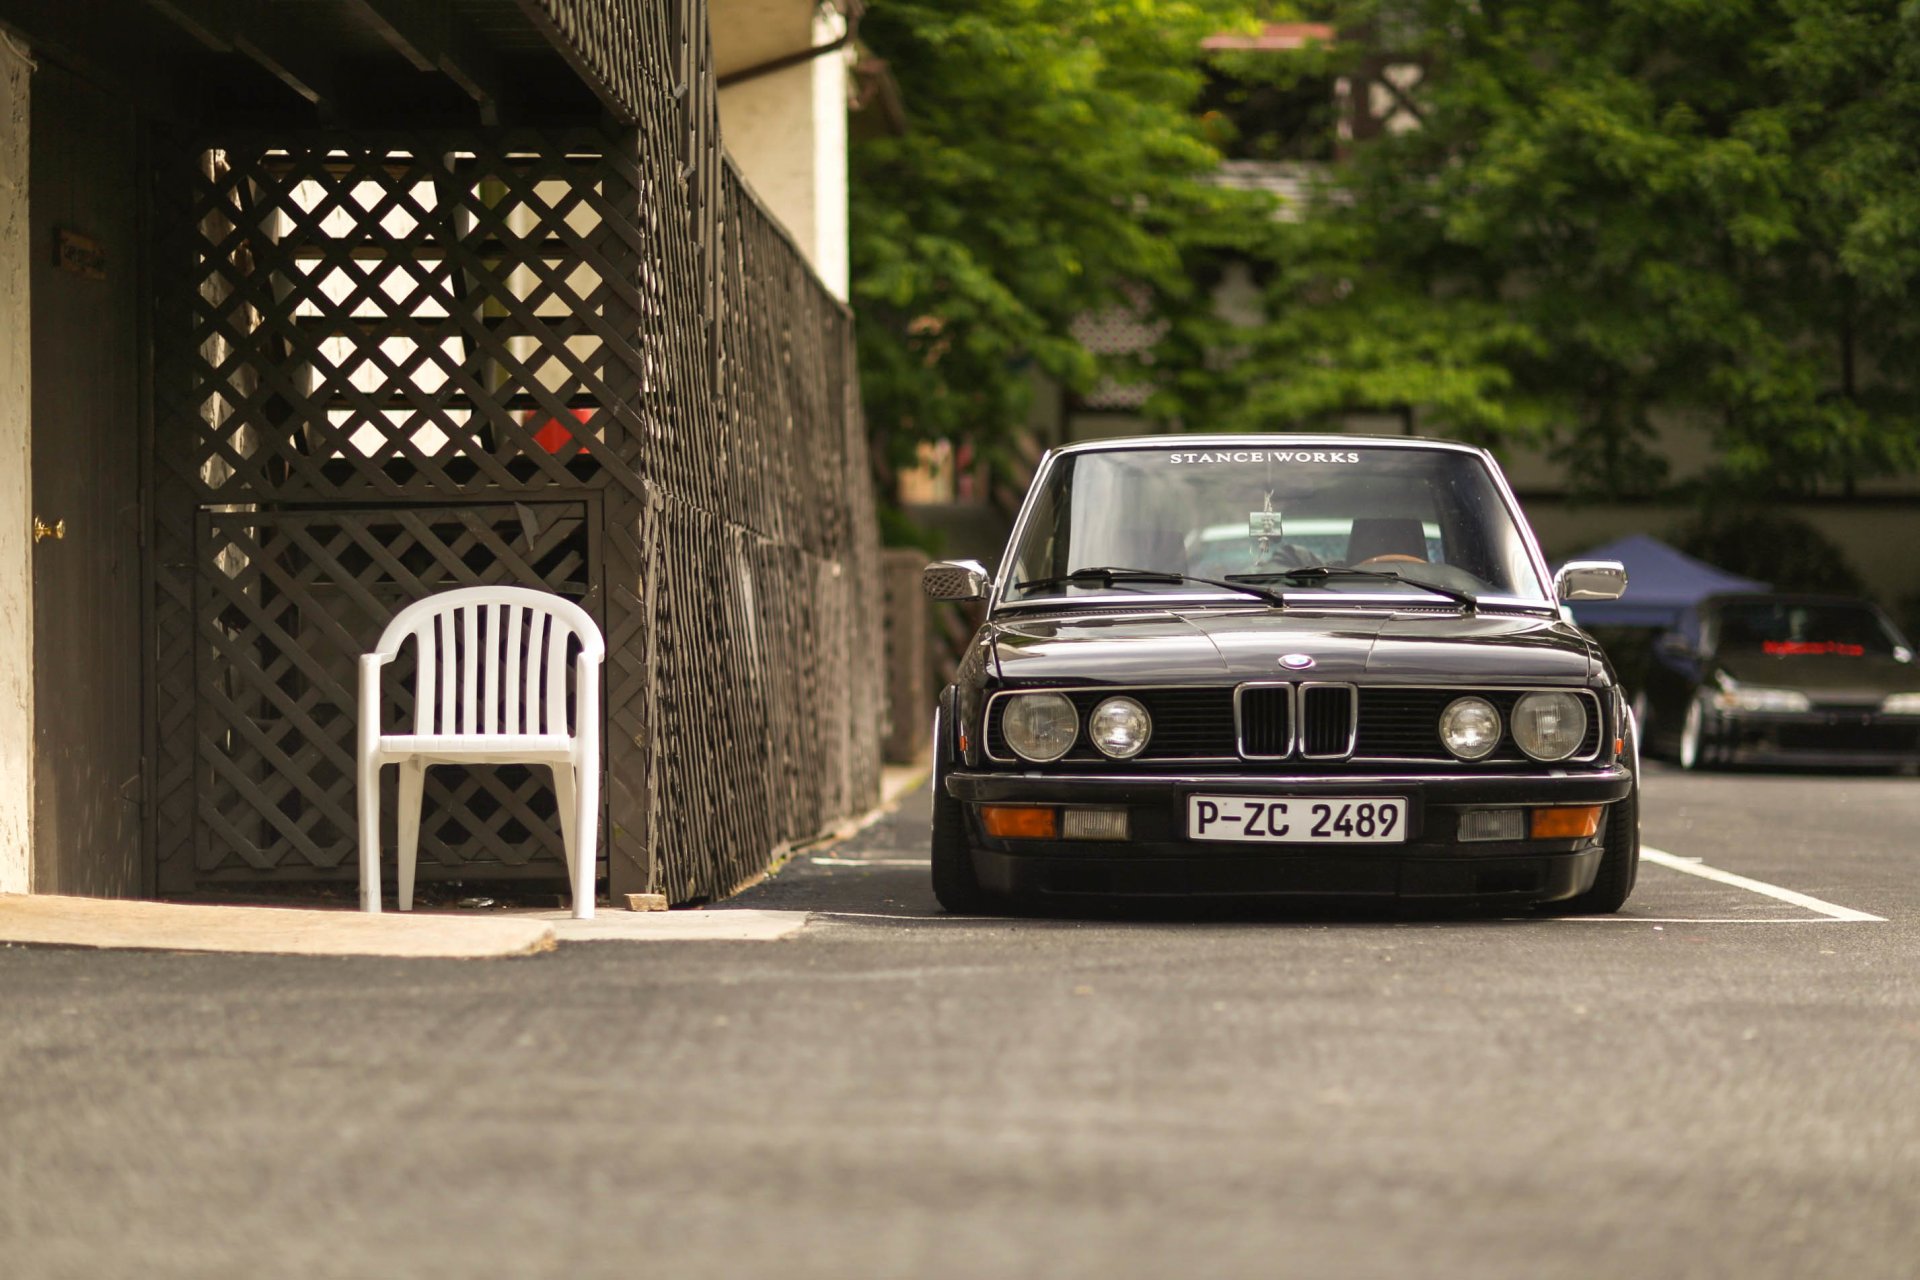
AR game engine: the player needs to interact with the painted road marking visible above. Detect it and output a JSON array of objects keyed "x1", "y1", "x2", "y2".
[
  {"x1": 1551, "y1": 844, "x2": 1881, "y2": 924},
  {"x1": 1637, "y1": 846, "x2": 1884, "y2": 922}
]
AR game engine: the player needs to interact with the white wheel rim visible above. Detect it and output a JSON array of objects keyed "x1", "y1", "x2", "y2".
[{"x1": 1680, "y1": 699, "x2": 1701, "y2": 769}]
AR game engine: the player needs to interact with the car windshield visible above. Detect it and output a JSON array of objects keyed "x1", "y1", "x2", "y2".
[
  {"x1": 1002, "y1": 444, "x2": 1547, "y2": 605},
  {"x1": 1714, "y1": 601, "x2": 1906, "y2": 658}
]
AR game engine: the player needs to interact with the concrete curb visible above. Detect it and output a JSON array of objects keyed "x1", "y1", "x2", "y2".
[
  {"x1": 0, "y1": 894, "x2": 557, "y2": 958},
  {"x1": 535, "y1": 908, "x2": 809, "y2": 943}
]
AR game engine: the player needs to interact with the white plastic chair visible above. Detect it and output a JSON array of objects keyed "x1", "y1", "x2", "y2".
[{"x1": 358, "y1": 586, "x2": 605, "y2": 918}]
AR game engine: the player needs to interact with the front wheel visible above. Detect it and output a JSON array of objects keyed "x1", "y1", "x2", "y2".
[
  {"x1": 931, "y1": 779, "x2": 1000, "y2": 915},
  {"x1": 930, "y1": 702, "x2": 1002, "y2": 916},
  {"x1": 1549, "y1": 787, "x2": 1639, "y2": 915}
]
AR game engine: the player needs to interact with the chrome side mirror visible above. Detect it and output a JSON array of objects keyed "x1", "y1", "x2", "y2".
[
  {"x1": 922, "y1": 559, "x2": 992, "y2": 601},
  {"x1": 1555, "y1": 560, "x2": 1627, "y2": 602}
]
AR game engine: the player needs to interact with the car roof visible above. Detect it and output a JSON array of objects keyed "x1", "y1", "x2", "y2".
[{"x1": 1050, "y1": 433, "x2": 1492, "y2": 459}]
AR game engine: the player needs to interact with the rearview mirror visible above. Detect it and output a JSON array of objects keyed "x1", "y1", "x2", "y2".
[
  {"x1": 1555, "y1": 560, "x2": 1627, "y2": 602},
  {"x1": 922, "y1": 559, "x2": 992, "y2": 602}
]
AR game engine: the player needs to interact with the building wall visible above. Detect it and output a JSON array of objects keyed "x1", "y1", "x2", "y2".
[
  {"x1": 712, "y1": 0, "x2": 850, "y2": 300},
  {"x1": 0, "y1": 36, "x2": 31, "y2": 896}
]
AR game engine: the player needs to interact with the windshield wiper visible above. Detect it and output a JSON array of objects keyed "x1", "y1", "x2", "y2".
[
  {"x1": 1227, "y1": 566, "x2": 1478, "y2": 611},
  {"x1": 1014, "y1": 566, "x2": 1287, "y2": 607}
]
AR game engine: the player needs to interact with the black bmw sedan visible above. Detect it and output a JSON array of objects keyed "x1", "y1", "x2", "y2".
[{"x1": 922, "y1": 435, "x2": 1639, "y2": 915}]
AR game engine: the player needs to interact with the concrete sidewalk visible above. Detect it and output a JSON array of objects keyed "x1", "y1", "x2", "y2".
[
  {"x1": 0, "y1": 760, "x2": 931, "y2": 958},
  {"x1": 0, "y1": 894, "x2": 558, "y2": 958}
]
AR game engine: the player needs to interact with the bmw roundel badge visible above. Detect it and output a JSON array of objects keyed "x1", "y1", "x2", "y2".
[{"x1": 1279, "y1": 653, "x2": 1315, "y2": 670}]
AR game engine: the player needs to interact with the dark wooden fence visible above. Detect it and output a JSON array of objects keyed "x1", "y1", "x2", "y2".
[{"x1": 148, "y1": 4, "x2": 881, "y2": 903}]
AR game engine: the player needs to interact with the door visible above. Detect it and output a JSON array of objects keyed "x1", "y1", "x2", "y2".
[{"x1": 28, "y1": 63, "x2": 144, "y2": 894}]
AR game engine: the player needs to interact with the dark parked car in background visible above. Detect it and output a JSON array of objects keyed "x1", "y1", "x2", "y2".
[
  {"x1": 1638, "y1": 593, "x2": 1920, "y2": 770},
  {"x1": 923, "y1": 436, "x2": 1641, "y2": 916}
]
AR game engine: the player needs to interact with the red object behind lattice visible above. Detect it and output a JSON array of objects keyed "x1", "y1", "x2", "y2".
[{"x1": 524, "y1": 407, "x2": 594, "y2": 455}]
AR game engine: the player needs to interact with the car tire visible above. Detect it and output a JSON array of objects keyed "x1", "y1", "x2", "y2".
[
  {"x1": 1678, "y1": 694, "x2": 1715, "y2": 771},
  {"x1": 1550, "y1": 785, "x2": 1639, "y2": 915},
  {"x1": 930, "y1": 700, "x2": 1002, "y2": 916}
]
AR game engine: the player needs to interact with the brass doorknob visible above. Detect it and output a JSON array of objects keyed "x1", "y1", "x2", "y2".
[{"x1": 32, "y1": 517, "x2": 63, "y2": 543}]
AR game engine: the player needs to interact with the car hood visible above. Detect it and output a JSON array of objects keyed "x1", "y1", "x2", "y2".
[
  {"x1": 1716, "y1": 650, "x2": 1920, "y2": 702},
  {"x1": 989, "y1": 608, "x2": 1599, "y2": 685}
]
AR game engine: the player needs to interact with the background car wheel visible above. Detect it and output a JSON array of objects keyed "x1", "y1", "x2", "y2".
[
  {"x1": 1549, "y1": 786, "x2": 1639, "y2": 915},
  {"x1": 1678, "y1": 695, "x2": 1715, "y2": 770},
  {"x1": 930, "y1": 699, "x2": 1002, "y2": 916}
]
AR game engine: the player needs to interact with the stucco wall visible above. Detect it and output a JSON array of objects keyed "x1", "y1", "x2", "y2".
[
  {"x1": 0, "y1": 37, "x2": 31, "y2": 894},
  {"x1": 712, "y1": 0, "x2": 849, "y2": 301}
]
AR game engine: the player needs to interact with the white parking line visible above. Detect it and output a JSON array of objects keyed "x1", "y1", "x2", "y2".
[
  {"x1": 1541, "y1": 847, "x2": 1887, "y2": 923},
  {"x1": 1636, "y1": 846, "x2": 1885, "y2": 922}
]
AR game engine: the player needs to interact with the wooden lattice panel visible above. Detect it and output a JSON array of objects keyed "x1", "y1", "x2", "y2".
[
  {"x1": 156, "y1": 130, "x2": 646, "y2": 504},
  {"x1": 193, "y1": 505, "x2": 594, "y2": 881}
]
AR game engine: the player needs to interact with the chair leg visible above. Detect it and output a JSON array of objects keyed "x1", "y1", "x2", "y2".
[
  {"x1": 572, "y1": 761, "x2": 598, "y2": 921},
  {"x1": 358, "y1": 756, "x2": 381, "y2": 913},
  {"x1": 553, "y1": 762, "x2": 576, "y2": 862},
  {"x1": 552, "y1": 764, "x2": 592, "y2": 919},
  {"x1": 396, "y1": 760, "x2": 427, "y2": 912}
]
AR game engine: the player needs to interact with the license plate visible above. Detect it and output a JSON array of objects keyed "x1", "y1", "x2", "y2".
[{"x1": 1188, "y1": 795, "x2": 1407, "y2": 844}]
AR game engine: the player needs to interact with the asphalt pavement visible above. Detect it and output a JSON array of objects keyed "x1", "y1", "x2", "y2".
[{"x1": 4, "y1": 763, "x2": 1919, "y2": 1279}]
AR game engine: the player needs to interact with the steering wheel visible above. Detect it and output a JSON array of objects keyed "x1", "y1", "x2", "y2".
[{"x1": 1353, "y1": 554, "x2": 1426, "y2": 567}]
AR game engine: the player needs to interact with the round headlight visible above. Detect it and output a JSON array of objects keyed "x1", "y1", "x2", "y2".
[
  {"x1": 1439, "y1": 696, "x2": 1502, "y2": 760},
  {"x1": 1002, "y1": 693, "x2": 1079, "y2": 762},
  {"x1": 1088, "y1": 696, "x2": 1152, "y2": 759},
  {"x1": 1511, "y1": 692, "x2": 1589, "y2": 762}
]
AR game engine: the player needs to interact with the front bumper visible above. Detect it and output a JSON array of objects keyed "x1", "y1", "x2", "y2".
[
  {"x1": 1708, "y1": 710, "x2": 1920, "y2": 768},
  {"x1": 946, "y1": 766, "x2": 1633, "y2": 903}
]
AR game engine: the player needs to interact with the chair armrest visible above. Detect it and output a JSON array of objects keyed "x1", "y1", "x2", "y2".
[
  {"x1": 359, "y1": 652, "x2": 395, "y2": 760},
  {"x1": 572, "y1": 651, "x2": 601, "y2": 761}
]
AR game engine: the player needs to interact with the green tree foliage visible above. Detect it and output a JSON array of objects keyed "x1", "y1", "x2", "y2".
[
  {"x1": 850, "y1": 0, "x2": 1271, "y2": 475},
  {"x1": 1197, "y1": 0, "x2": 1920, "y2": 496}
]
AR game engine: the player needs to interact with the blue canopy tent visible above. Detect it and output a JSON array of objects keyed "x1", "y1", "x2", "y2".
[{"x1": 1559, "y1": 533, "x2": 1769, "y2": 629}]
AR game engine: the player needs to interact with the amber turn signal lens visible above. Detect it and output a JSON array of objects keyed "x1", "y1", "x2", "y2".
[
  {"x1": 1530, "y1": 805, "x2": 1602, "y2": 839},
  {"x1": 979, "y1": 805, "x2": 1058, "y2": 839}
]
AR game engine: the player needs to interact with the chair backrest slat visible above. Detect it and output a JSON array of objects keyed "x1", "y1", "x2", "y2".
[
  {"x1": 437, "y1": 613, "x2": 456, "y2": 736},
  {"x1": 526, "y1": 611, "x2": 548, "y2": 734},
  {"x1": 460, "y1": 605, "x2": 479, "y2": 734},
  {"x1": 546, "y1": 611, "x2": 568, "y2": 737},
  {"x1": 480, "y1": 604, "x2": 498, "y2": 735},
  {"x1": 414, "y1": 616, "x2": 437, "y2": 735},
  {"x1": 504, "y1": 604, "x2": 524, "y2": 736}
]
